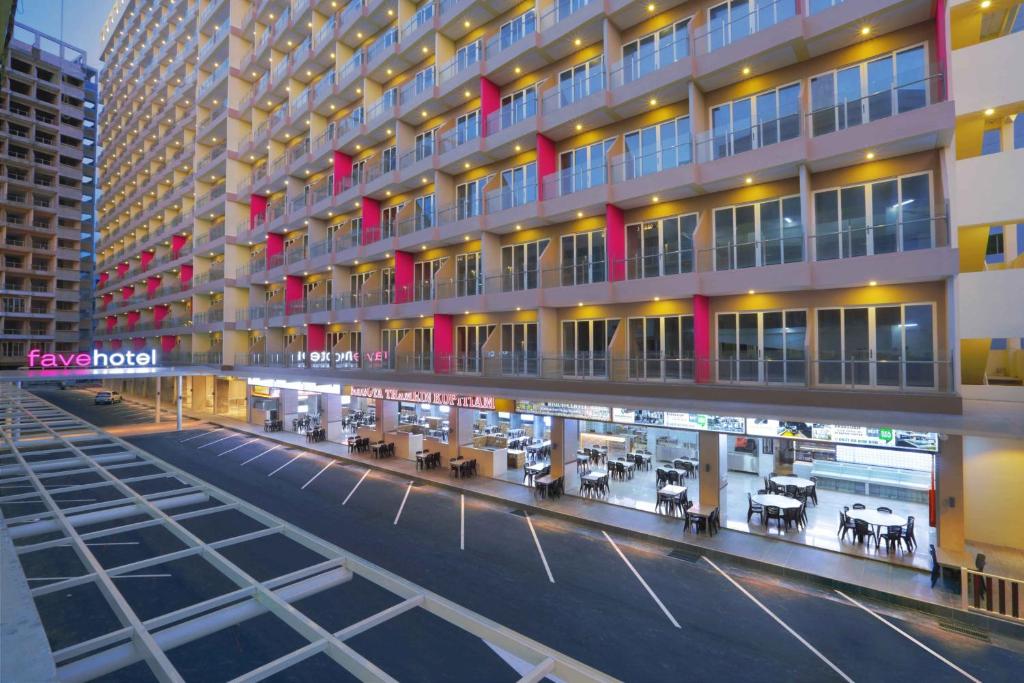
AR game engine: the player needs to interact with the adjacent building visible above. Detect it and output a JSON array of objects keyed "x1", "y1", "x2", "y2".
[
  {"x1": 94, "y1": 1, "x2": 1023, "y2": 562},
  {"x1": 0, "y1": 21, "x2": 97, "y2": 368}
]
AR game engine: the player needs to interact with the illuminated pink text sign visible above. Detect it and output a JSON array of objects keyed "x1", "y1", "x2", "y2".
[
  {"x1": 351, "y1": 385, "x2": 495, "y2": 409},
  {"x1": 27, "y1": 348, "x2": 159, "y2": 369}
]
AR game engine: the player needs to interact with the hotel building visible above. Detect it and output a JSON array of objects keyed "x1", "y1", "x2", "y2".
[
  {"x1": 94, "y1": 1, "x2": 1023, "y2": 567},
  {"x1": 0, "y1": 22, "x2": 97, "y2": 368}
]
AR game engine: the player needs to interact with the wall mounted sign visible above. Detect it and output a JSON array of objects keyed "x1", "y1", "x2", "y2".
[
  {"x1": 351, "y1": 386, "x2": 497, "y2": 409},
  {"x1": 246, "y1": 377, "x2": 342, "y2": 394},
  {"x1": 515, "y1": 401, "x2": 611, "y2": 421},
  {"x1": 27, "y1": 348, "x2": 159, "y2": 368},
  {"x1": 612, "y1": 408, "x2": 745, "y2": 434},
  {"x1": 745, "y1": 418, "x2": 939, "y2": 453}
]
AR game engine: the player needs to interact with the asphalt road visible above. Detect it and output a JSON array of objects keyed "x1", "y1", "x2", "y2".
[{"x1": 32, "y1": 388, "x2": 1024, "y2": 682}]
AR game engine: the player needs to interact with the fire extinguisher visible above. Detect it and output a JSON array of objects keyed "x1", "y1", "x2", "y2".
[{"x1": 928, "y1": 466, "x2": 936, "y2": 528}]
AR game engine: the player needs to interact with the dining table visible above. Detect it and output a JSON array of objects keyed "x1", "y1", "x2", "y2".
[
  {"x1": 771, "y1": 475, "x2": 815, "y2": 489},
  {"x1": 751, "y1": 494, "x2": 802, "y2": 509},
  {"x1": 846, "y1": 509, "x2": 907, "y2": 529}
]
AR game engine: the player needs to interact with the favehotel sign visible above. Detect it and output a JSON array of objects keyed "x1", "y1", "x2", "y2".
[{"x1": 27, "y1": 348, "x2": 159, "y2": 368}]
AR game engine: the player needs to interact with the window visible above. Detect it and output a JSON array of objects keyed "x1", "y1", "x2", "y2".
[
  {"x1": 456, "y1": 177, "x2": 489, "y2": 219},
  {"x1": 500, "y1": 85, "x2": 538, "y2": 128},
  {"x1": 558, "y1": 139, "x2": 612, "y2": 194},
  {"x1": 557, "y1": 56, "x2": 603, "y2": 107},
  {"x1": 380, "y1": 328, "x2": 408, "y2": 369},
  {"x1": 981, "y1": 127, "x2": 1002, "y2": 155},
  {"x1": 350, "y1": 271, "x2": 371, "y2": 298},
  {"x1": 501, "y1": 322, "x2": 538, "y2": 375},
  {"x1": 623, "y1": 117, "x2": 691, "y2": 179},
  {"x1": 381, "y1": 146, "x2": 397, "y2": 173},
  {"x1": 621, "y1": 19, "x2": 689, "y2": 82},
  {"x1": 809, "y1": 45, "x2": 928, "y2": 137},
  {"x1": 381, "y1": 203, "x2": 403, "y2": 239},
  {"x1": 628, "y1": 315, "x2": 695, "y2": 380},
  {"x1": 562, "y1": 319, "x2": 619, "y2": 377},
  {"x1": 414, "y1": 129, "x2": 435, "y2": 161},
  {"x1": 496, "y1": 162, "x2": 537, "y2": 210},
  {"x1": 414, "y1": 65, "x2": 434, "y2": 94},
  {"x1": 560, "y1": 229, "x2": 606, "y2": 286},
  {"x1": 455, "y1": 110, "x2": 480, "y2": 145},
  {"x1": 456, "y1": 324, "x2": 495, "y2": 373},
  {"x1": 500, "y1": 239, "x2": 549, "y2": 291},
  {"x1": 413, "y1": 327, "x2": 432, "y2": 370},
  {"x1": 455, "y1": 40, "x2": 481, "y2": 72},
  {"x1": 716, "y1": 310, "x2": 806, "y2": 383},
  {"x1": 414, "y1": 194, "x2": 435, "y2": 230},
  {"x1": 711, "y1": 83, "x2": 800, "y2": 158},
  {"x1": 381, "y1": 267, "x2": 395, "y2": 304},
  {"x1": 455, "y1": 252, "x2": 482, "y2": 296},
  {"x1": 351, "y1": 158, "x2": 367, "y2": 184},
  {"x1": 499, "y1": 11, "x2": 536, "y2": 50},
  {"x1": 625, "y1": 213, "x2": 698, "y2": 279},
  {"x1": 713, "y1": 196, "x2": 802, "y2": 270},
  {"x1": 813, "y1": 172, "x2": 932, "y2": 259},
  {"x1": 816, "y1": 304, "x2": 935, "y2": 388},
  {"x1": 808, "y1": 0, "x2": 845, "y2": 14},
  {"x1": 381, "y1": 86, "x2": 397, "y2": 109},
  {"x1": 706, "y1": 1, "x2": 796, "y2": 52},
  {"x1": 413, "y1": 258, "x2": 445, "y2": 301}
]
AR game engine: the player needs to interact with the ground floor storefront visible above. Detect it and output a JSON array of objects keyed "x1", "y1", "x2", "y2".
[{"x1": 101, "y1": 372, "x2": 1023, "y2": 575}]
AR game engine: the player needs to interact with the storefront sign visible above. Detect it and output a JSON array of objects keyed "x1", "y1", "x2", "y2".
[
  {"x1": 250, "y1": 385, "x2": 276, "y2": 398},
  {"x1": 515, "y1": 401, "x2": 611, "y2": 421},
  {"x1": 612, "y1": 408, "x2": 746, "y2": 434},
  {"x1": 351, "y1": 386, "x2": 496, "y2": 409},
  {"x1": 246, "y1": 377, "x2": 342, "y2": 394},
  {"x1": 304, "y1": 350, "x2": 388, "y2": 363},
  {"x1": 27, "y1": 348, "x2": 159, "y2": 368},
  {"x1": 745, "y1": 418, "x2": 938, "y2": 453}
]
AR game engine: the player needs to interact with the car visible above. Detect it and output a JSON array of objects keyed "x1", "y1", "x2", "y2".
[{"x1": 94, "y1": 391, "x2": 123, "y2": 405}]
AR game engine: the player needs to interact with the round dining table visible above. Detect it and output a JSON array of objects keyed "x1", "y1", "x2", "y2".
[
  {"x1": 846, "y1": 509, "x2": 907, "y2": 529},
  {"x1": 751, "y1": 493, "x2": 802, "y2": 509},
  {"x1": 770, "y1": 475, "x2": 815, "y2": 489}
]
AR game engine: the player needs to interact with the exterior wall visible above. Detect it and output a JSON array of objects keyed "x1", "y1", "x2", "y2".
[{"x1": 963, "y1": 435, "x2": 1024, "y2": 549}]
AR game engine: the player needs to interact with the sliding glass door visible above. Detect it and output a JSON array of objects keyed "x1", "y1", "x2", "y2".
[
  {"x1": 717, "y1": 310, "x2": 807, "y2": 383},
  {"x1": 562, "y1": 319, "x2": 619, "y2": 378}
]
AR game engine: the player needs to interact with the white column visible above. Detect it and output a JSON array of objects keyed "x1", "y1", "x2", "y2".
[
  {"x1": 176, "y1": 375, "x2": 183, "y2": 431},
  {"x1": 154, "y1": 378, "x2": 161, "y2": 424}
]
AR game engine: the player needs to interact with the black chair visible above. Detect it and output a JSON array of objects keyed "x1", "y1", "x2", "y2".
[
  {"x1": 853, "y1": 519, "x2": 874, "y2": 547},
  {"x1": 655, "y1": 468, "x2": 668, "y2": 487},
  {"x1": 807, "y1": 476, "x2": 818, "y2": 505},
  {"x1": 709, "y1": 507, "x2": 721, "y2": 536},
  {"x1": 783, "y1": 505, "x2": 802, "y2": 530},
  {"x1": 765, "y1": 505, "x2": 784, "y2": 531},
  {"x1": 666, "y1": 470, "x2": 680, "y2": 486},
  {"x1": 929, "y1": 544, "x2": 941, "y2": 588},
  {"x1": 747, "y1": 492, "x2": 763, "y2": 524},
  {"x1": 903, "y1": 516, "x2": 917, "y2": 551},
  {"x1": 879, "y1": 525, "x2": 904, "y2": 553},
  {"x1": 784, "y1": 484, "x2": 799, "y2": 498},
  {"x1": 851, "y1": 503, "x2": 866, "y2": 510},
  {"x1": 756, "y1": 489, "x2": 768, "y2": 495},
  {"x1": 975, "y1": 553, "x2": 988, "y2": 601},
  {"x1": 838, "y1": 510, "x2": 857, "y2": 541},
  {"x1": 877, "y1": 506, "x2": 893, "y2": 513},
  {"x1": 681, "y1": 462, "x2": 695, "y2": 479}
]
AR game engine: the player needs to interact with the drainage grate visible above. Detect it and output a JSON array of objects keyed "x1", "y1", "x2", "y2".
[
  {"x1": 508, "y1": 509, "x2": 527, "y2": 517},
  {"x1": 668, "y1": 549, "x2": 701, "y2": 564},
  {"x1": 938, "y1": 619, "x2": 991, "y2": 642}
]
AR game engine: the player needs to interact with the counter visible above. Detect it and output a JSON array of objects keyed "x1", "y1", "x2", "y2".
[
  {"x1": 460, "y1": 445, "x2": 507, "y2": 477},
  {"x1": 389, "y1": 431, "x2": 424, "y2": 461}
]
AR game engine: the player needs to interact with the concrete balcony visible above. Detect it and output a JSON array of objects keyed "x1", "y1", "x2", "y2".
[
  {"x1": 955, "y1": 148, "x2": 1024, "y2": 228},
  {"x1": 951, "y1": 25, "x2": 1024, "y2": 114}
]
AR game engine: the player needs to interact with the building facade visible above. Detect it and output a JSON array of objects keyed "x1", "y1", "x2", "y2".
[
  {"x1": 0, "y1": 22, "x2": 97, "y2": 368},
  {"x1": 94, "y1": 1, "x2": 1023, "y2": 558}
]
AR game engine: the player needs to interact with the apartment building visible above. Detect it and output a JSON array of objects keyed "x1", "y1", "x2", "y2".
[
  {"x1": 0, "y1": 22, "x2": 97, "y2": 368},
  {"x1": 95, "y1": 1, "x2": 1024, "y2": 559}
]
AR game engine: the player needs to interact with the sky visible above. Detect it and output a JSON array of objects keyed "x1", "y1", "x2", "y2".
[{"x1": 14, "y1": 0, "x2": 109, "y2": 68}]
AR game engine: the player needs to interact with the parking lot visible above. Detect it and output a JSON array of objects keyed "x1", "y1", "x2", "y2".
[{"x1": 14, "y1": 387, "x2": 1024, "y2": 681}]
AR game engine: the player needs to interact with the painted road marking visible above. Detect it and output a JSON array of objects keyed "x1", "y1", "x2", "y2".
[
  {"x1": 704, "y1": 557, "x2": 851, "y2": 681},
  {"x1": 526, "y1": 513, "x2": 555, "y2": 584},
  {"x1": 342, "y1": 469, "x2": 370, "y2": 505},
  {"x1": 603, "y1": 531, "x2": 679, "y2": 628},
  {"x1": 241, "y1": 444, "x2": 283, "y2": 466},
  {"x1": 300, "y1": 461, "x2": 335, "y2": 490},
  {"x1": 393, "y1": 482, "x2": 414, "y2": 525},
  {"x1": 217, "y1": 438, "x2": 260, "y2": 457},
  {"x1": 835, "y1": 589, "x2": 981, "y2": 682},
  {"x1": 267, "y1": 452, "x2": 306, "y2": 477},
  {"x1": 180, "y1": 428, "x2": 223, "y2": 443},
  {"x1": 197, "y1": 434, "x2": 237, "y2": 449},
  {"x1": 460, "y1": 494, "x2": 465, "y2": 551}
]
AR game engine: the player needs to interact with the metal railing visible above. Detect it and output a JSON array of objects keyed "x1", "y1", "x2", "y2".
[
  {"x1": 694, "y1": 0, "x2": 798, "y2": 55},
  {"x1": 963, "y1": 567, "x2": 1024, "y2": 623},
  {"x1": 807, "y1": 72, "x2": 945, "y2": 138},
  {"x1": 694, "y1": 109, "x2": 802, "y2": 163}
]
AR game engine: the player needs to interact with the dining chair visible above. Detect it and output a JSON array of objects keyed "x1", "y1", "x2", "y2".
[
  {"x1": 877, "y1": 506, "x2": 893, "y2": 513},
  {"x1": 666, "y1": 470, "x2": 680, "y2": 486},
  {"x1": 747, "y1": 492, "x2": 763, "y2": 523},
  {"x1": 879, "y1": 525, "x2": 904, "y2": 553},
  {"x1": 807, "y1": 476, "x2": 818, "y2": 505},
  {"x1": 765, "y1": 505, "x2": 784, "y2": 531},
  {"x1": 853, "y1": 519, "x2": 874, "y2": 547},
  {"x1": 852, "y1": 503, "x2": 866, "y2": 510},
  {"x1": 903, "y1": 516, "x2": 916, "y2": 551},
  {"x1": 837, "y1": 510, "x2": 856, "y2": 541}
]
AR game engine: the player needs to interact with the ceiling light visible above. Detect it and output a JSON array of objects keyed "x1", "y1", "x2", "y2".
[
  {"x1": 865, "y1": 151, "x2": 875, "y2": 160},
  {"x1": 742, "y1": 66, "x2": 750, "y2": 75},
  {"x1": 745, "y1": 177, "x2": 753, "y2": 184},
  {"x1": 869, "y1": 280, "x2": 878, "y2": 286},
  {"x1": 984, "y1": 107, "x2": 995, "y2": 116},
  {"x1": 860, "y1": 26, "x2": 871, "y2": 36}
]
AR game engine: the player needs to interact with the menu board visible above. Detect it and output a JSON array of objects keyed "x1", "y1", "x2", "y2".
[
  {"x1": 515, "y1": 401, "x2": 611, "y2": 421},
  {"x1": 745, "y1": 418, "x2": 938, "y2": 452},
  {"x1": 613, "y1": 408, "x2": 745, "y2": 434}
]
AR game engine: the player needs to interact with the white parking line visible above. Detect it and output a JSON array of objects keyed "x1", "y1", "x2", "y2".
[
  {"x1": 393, "y1": 482, "x2": 413, "y2": 525},
  {"x1": 460, "y1": 494, "x2": 465, "y2": 551},
  {"x1": 300, "y1": 461, "x2": 335, "y2": 490},
  {"x1": 267, "y1": 452, "x2": 306, "y2": 477},
  {"x1": 603, "y1": 531, "x2": 678, "y2": 628},
  {"x1": 217, "y1": 438, "x2": 260, "y2": 457},
  {"x1": 526, "y1": 513, "x2": 555, "y2": 584},
  {"x1": 197, "y1": 434, "x2": 237, "y2": 449},
  {"x1": 241, "y1": 444, "x2": 283, "y2": 465},
  {"x1": 342, "y1": 469, "x2": 370, "y2": 505},
  {"x1": 704, "y1": 557, "x2": 851, "y2": 681},
  {"x1": 835, "y1": 589, "x2": 980, "y2": 682},
  {"x1": 180, "y1": 428, "x2": 223, "y2": 443}
]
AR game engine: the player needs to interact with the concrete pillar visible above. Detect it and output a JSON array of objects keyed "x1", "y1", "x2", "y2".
[
  {"x1": 549, "y1": 417, "x2": 578, "y2": 480},
  {"x1": 379, "y1": 399, "x2": 398, "y2": 437},
  {"x1": 936, "y1": 434, "x2": 965, "y2": 552},
  {"x1": 324, "y1": 393, "x2": 343, "y2": 441},
  {"x1": 698, "y1": 431, "x2": 728, "y2": 514},
  {"x1": 280, "y1": 388, "x2": 298, "y2": 431},
  {"x1": 154, "y1": 378, "x2": 161, "y2": 423},
  {"x1": 176, "y1": 375, "x2": 183, "y2": 431}
]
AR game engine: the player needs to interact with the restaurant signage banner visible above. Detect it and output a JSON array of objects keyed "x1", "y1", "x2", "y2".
[
  {"x1": 352, "y1": 386, "x2": 497, "y2": 409},
  {"x1": 613, "y1": 408, "x2": 745, "y2": 434},
  {"x1": 515, "y1": 401, "x2": 611, "y2": 421},
  {"x1": 745, "y1": 418, "x2": 939, "y2": 453},
  {"x1": 246, "y1": 377, "x2": 342, "y2": 394}
]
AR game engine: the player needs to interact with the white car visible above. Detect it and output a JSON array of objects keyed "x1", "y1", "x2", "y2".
[{"x1": 94, "y1": 391, "x2": 123, "y2": 405}]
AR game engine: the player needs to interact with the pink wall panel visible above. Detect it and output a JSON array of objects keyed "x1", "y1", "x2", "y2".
[
  {"x1": 480, "y1": 77, "x2": 500, "y2": 136},
  {"x1": 361, "y1": 197, "x2": 381, "y2": 245},
  {"x1": 693, "y1": 294, "x2": 711, "y2": 384},
  {"x1": 127, "y1": 310, "x2": 140, "y2": 330},
  {"x1": 105, "y1": 315, "x2": 116, "y2": 332},
  {"x1": 606, "y1": 204, "x2": 626, "y2": 282},
  {"x1": 536, "y1": 134, "x2": 556, "y2": 201},
  {"x1": 433, "y1": 313, "x2": 453, "y2": 374},
  {"x1": 110, "y1": 338, "x2": 123, "y2": 350},
  {"x1": 154, "y1": 304, "x2": 169, "y2": 323},
  {"x1": 131, "y1": 337, "x2": 146, "y2": 350},
  {"x1": 249, "y1": 193, "x2": 268, "y2": 229},
  {"x1": 116, "y1": 262, "x2": 129, "y2": 277},
  {"x1": 171, "y1": 234, "x2": 188, "y2": 256},
  {"x1": 161, "y1": 335, "x2": 177, "y2": 353},
  {"x1": 180, "y1": 264, "x2": 193, "y2": 283},
  {"x1": 333, "y1": 151, "x2": 353, "y2": 194},
  {"x1": 935, "y1": 0, "x2": 948, "y2": 99},
  {"x1": 394, "y1": 251, "x2": 413, "y2": 304},
  {"x1": 285, "y1": 274, "x2": 304, "y2": 302},
  {"x1": 98, "y1": 271, "x2": 109, "y2": 286},
  {"x1": 147, "y1": 276, "x2": 161, "y2": 296},
  {"x1": 121, "y1": 285, "x2": 134, "y2": 301},
  {"x1": 140, "y1": 250, "x2": 155, "y2": 271},
  {"x1": 307, "y1": 324, "x2": 326, "y2": 352}
]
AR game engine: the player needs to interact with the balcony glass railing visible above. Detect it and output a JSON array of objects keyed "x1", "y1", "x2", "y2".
[
  {"x1": 808, "y1": 72, "x2": 943, "y2": 138},
  {"x1": 539, "y1": 0, "x2": 592, "y2": 32},
  {"x1": 695, "y1": 109, "x2": 801, "y2": 163},
  {"x1": 485, "y1": 184, "x2": 537, "y2": 214},
  {"x1": 811, "y1": 216, "x2": 946, "y2": 261},
  {"x1": 695, "y1": 0, "x2": 798, "y2": 55},
  {"x1": 367, "y1": 27, "x2": 399, "y2": 63},
  {"x1": 542, "y1": 70, "x2": 604, "y2": 112}
]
